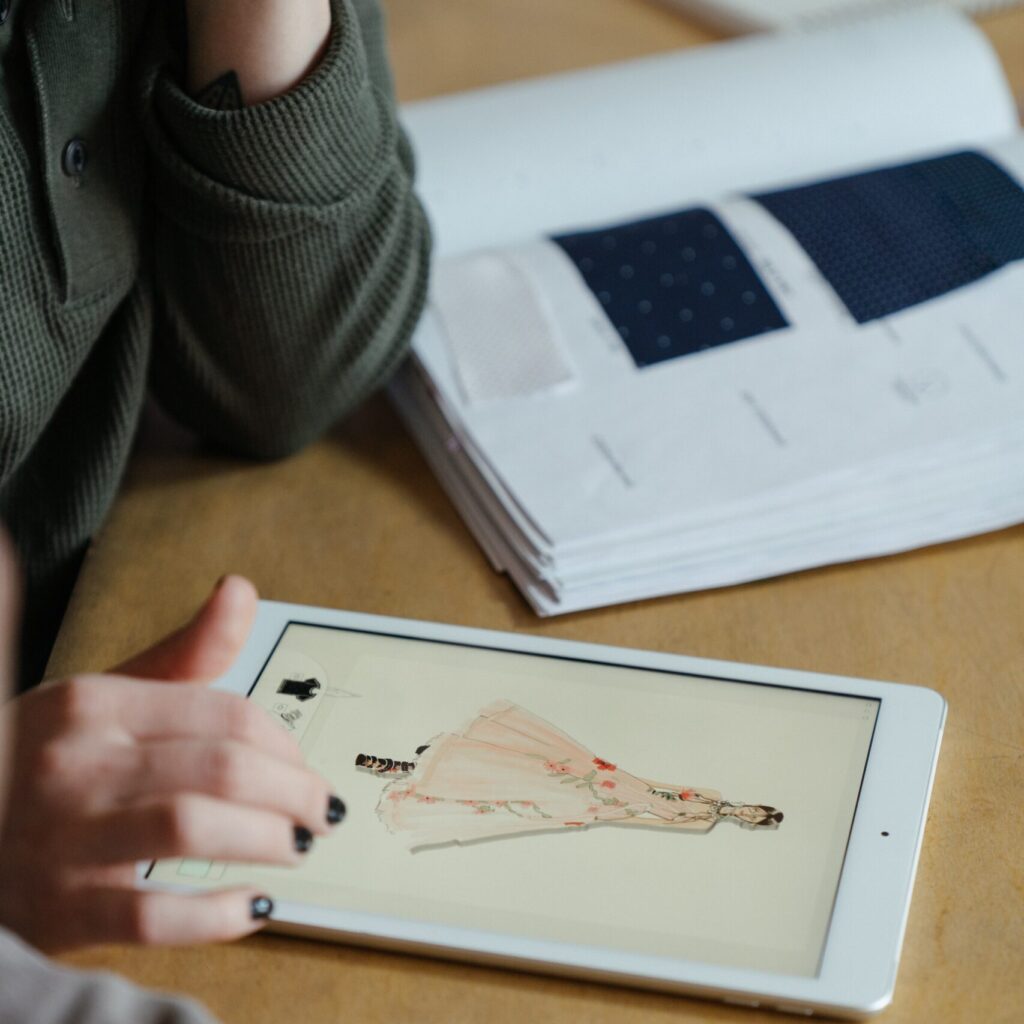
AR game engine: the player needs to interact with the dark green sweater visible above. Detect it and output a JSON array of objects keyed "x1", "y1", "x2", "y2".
[{"x1": 0, "y1": 0, "x2": 430, "y2": 684}]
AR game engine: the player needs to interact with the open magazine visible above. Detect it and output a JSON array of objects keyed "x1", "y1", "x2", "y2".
[
  {"x1": 391, "y1": 9, "x2": 1024, "y2": 616},
  {"x1": 657, "y1": 0, "x2": 1024, "y2": 35}
]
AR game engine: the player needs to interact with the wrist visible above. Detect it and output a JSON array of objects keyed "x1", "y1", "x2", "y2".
[{"x1": 186, "y1": 0, "x2": 332, "y2": 106}]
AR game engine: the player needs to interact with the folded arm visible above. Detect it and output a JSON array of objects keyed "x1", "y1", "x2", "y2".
[{"x1": 139, "y1": 0, "x2": 430, "y2": 458}]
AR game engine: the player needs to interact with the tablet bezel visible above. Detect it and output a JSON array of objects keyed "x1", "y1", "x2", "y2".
[{"x1": 142, "y1": 599, "x2": 945, "y2": 1019}]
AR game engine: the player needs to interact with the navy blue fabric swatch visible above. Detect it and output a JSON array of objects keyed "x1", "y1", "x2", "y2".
[
  {"x1": 753, "y1": 150, "x2": 1024, "y2": 324},
  {"x1": 552, "y1": 208, "x2": 788, "y2": 369}
]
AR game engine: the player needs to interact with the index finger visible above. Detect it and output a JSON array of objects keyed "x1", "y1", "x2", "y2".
[{"x1": 43, "y1": 676, "x2": 307, "y2": 767}]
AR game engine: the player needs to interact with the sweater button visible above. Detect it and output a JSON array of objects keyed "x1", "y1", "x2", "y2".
[
  {"x1": 61, "y1": 138, "x2": 88, "y2": 178},
  {"x1": 0, "y1": 1, "x2": 10, "y2": 26}
]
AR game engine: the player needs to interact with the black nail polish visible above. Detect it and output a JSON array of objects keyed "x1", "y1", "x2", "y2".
[
  {"x1": 251, "y1": 895, "x2": 274, "y2": 920},
  {"x1": 327, "y1": 795, "x2": 346, "y2": 826},
  {"x1": 293, "y1": 825, "x2": 314, "y2": 853}
]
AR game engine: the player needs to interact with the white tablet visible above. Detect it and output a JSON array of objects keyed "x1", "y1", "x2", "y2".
[{"x1": 144, "y1": 601, "x2": 945, "y2": 1019}]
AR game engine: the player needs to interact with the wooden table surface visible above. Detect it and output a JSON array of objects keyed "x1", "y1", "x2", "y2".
[{"x1": 55, "y1": 2, "x2": 1024, "y2": 1021}]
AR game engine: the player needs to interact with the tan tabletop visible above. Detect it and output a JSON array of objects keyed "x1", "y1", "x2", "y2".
[{"x1": 55, "y1": 2, "x2": 1024, "y2": 1021}]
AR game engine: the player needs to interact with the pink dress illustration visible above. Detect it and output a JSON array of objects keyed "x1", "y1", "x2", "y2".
[{"x1": 356, "y1": 700, "x2": 783, "y2": 848}]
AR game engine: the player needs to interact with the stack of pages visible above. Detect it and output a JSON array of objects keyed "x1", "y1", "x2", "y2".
[{"x1": 391, "y1": 10, "x2": 1024, "y2": 615}]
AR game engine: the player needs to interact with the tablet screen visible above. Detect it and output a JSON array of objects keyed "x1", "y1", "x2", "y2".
[{"x1": 150, "y1": 622, "x2": 879, "y2": 977}]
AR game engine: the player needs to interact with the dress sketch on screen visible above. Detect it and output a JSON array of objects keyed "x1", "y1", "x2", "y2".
[{"x1": 354, "y1": 700, "x2": 782, "y2": 849}]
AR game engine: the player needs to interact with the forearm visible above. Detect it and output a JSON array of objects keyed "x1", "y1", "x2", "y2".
[
  {"x1": 150, "y1": 191, "x2": 429, "y2": 460},
  {"x1": 185, "y1": 0, "x2": 331, "y2": 104}
]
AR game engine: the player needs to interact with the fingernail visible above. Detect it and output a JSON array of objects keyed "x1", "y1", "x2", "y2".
[
  {"x1": 326, "y1": 795, "x2": 346, "y2": 826},
  {"x1": 293, "y1": 826, "x2": 314, "y2": 853},
  {"x1": 250, "y1": 895, "x2": 274, "y2": 920}
]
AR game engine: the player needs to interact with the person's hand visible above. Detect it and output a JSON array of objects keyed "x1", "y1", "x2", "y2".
[{"x1": 0, "y1": 574, "x2": 344, "y2": 953}]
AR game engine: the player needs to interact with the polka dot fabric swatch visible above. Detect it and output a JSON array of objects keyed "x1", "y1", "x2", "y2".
[
  {"x1": 552, "y1": 208, "x2": 788, "y2": 369},
  {"x1": 753, "y1": 150, "x2": 1024, "y2": 325}
]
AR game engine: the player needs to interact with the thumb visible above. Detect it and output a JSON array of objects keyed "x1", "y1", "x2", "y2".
[{"x1": 112, "y1": 575, "x2": 258, "y2": 683}]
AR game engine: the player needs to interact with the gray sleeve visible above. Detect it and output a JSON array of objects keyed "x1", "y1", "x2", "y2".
[{"x1": 0, "y1": 929, "x2": 217, "y2": 1024}]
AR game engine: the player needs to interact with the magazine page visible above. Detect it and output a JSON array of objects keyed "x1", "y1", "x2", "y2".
[
  {"x1": 402, "y1": 9, "x2": 1018, "y2": 257},
  {"x1": 403, "y1": 135, "x2": 1024, "y2": 610}
]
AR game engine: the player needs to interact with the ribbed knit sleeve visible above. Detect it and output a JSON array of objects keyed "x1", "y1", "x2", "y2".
[{"x1": 137, "y1": 0, "x2": 430, "y2": 458}]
